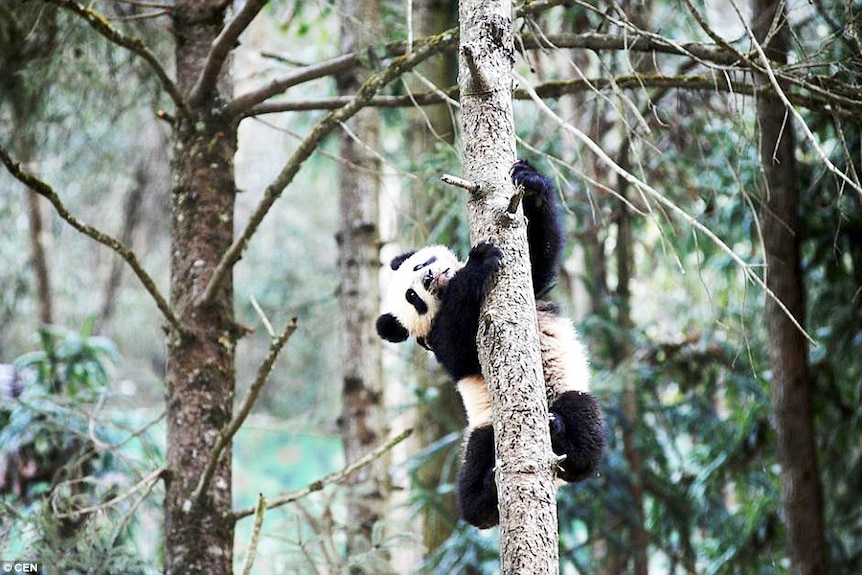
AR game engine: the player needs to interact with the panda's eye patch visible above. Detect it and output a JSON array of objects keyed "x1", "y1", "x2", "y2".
[
  {"x1": 413, "y1": 256, "x2": 437, "y2": 272},
  {"x1": 405, "y1": 289, "x2": 429, "y2": 315}
]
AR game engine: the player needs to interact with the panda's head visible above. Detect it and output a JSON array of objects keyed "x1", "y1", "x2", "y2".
[{"x1": 376, "y1": 245, "x2": 464, "y2": 346}]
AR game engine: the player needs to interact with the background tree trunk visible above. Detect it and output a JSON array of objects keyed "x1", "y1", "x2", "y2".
[
  {"x1": 337, "y1": 0, "x2": 391, "y2": 564},
  {"x1": 752, "y1": 1, "x2": 827, "y2": 573},
  {"x1": 27, "y1": 188, "x2": 53, "y2": 326},
  {"x1": 458, "y1": 0, "x2": 559, "y2": 572},
  {"x1": 163, "y1": 1, "x2": 237, "y2": 573}
]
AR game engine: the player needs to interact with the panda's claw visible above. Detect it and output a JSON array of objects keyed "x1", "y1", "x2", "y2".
[{"x1": 510, "y1": 160, "x2": 545, "y2": 196}]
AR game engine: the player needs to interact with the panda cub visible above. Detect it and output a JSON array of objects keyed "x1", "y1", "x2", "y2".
[{"x1": 376, "y1": 160, "x2": 604, "y2": 528}]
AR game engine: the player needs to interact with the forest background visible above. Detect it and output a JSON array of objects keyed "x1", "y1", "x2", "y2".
[{"x1": 0, "y1": 0, "x2": 859, "y2": 573}]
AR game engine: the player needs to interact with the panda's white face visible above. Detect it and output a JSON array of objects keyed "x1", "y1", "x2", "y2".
[{"x1": 383, "y1": 245, "x2": 464, "y2": 340}]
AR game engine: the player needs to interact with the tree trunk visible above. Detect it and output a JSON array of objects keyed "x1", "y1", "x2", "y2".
[
  {"x1": 752, "y1": 1, "x2": 827, "y2": 573},
  {"x1": 615, "y1": 143, "x2": 649, "y2": 575},
  {"x1": 27, "y1": 188, "x2": 53, "y2": 325},
  {"x1": 15, "y1": 136, "x2": 54, "y2": 326},
  {"x1": 336, "y1": 0, "x2": 390, "y2": 564},
  {"x1": 97, "y1": 165, "x2": 145, "y2": 332},
  {"x1": 164, "y1": 1, "x2": 237, "y2": 573},
  {"x1": 458, "y1": 0, "x2": 559, "y2": 572}
]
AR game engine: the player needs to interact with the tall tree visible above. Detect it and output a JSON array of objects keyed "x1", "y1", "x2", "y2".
[
  {"x1": 458, "y1": 0, "x2": 559, "y2": 571},
  {"x1": 336, "y1": 0, "x2": 391, "y2": 563},
  {"x1": 752, "y1": 1, "x2": 827, "y2": 573},
  {"x1": 163, "y1": 0, "x2": 241, "y2": 572},
  {"x1": 0, "y1": 4, "x2": 57, "y2": 326}
]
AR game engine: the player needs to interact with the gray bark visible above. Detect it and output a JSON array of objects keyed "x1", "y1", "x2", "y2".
[{"x1": 458, "y1": 0, "x2": 560, "y2": 572}]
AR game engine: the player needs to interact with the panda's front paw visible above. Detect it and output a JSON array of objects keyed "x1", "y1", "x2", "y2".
[
  {"x1": 468, "y1": 241, "x2": 503, "y2": 272},
  {"x1": 510, "y1": 160, "x2": 545, "y2": 196}
]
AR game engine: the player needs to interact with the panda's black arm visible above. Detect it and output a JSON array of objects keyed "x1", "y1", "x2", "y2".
[
  {"x1": 429, "y1": 242, "x2": 502, "y2": 381},
  {"x1": 511, "y1": 160, "x2": 565, "y2": 298}
]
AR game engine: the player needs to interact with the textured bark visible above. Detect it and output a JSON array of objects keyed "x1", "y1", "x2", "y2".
[
  {"x1": 458, "y1": 1, "x2": 559, "y2": 572},
  {"x1": 164, "y1": 1, "x2": 237, "y2": 573},
  {"x1": 336, "y1": 0, "x2": 390, "y2": 563},
  {"x1": 27, "y1": 188, "x2": 53, "y2": 325},
  {"x1": 752, "y1": 1, "x2": 827, "y2": 574},
  {"x1": 615, "y1": 145, "x2": 648, "y2": 575}
]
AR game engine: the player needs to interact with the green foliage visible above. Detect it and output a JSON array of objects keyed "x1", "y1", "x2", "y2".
[
  {"x1": 0, "y1": 324, "x2": 160, "y2": 574},
  {"x1": 13, "y1": 321, "x2": 120, "y2": 396}
]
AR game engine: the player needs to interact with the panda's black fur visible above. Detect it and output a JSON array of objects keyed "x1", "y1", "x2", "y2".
[{"x1": 376, "y1": 160, "x2": 604, "y2": 528}]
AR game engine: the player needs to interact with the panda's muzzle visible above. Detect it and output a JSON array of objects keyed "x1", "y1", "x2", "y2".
[{"x1": 423, "y1": 268, "x2": 451, "y2": 294}]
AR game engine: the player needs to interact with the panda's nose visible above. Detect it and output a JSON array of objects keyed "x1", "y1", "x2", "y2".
[{"x1": 422, "y1": 270, "x2": 434, "y2": 290}]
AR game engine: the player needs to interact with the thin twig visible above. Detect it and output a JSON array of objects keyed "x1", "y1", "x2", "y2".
[
  {"x1": 516, "y1": 72, "x2": 818, "y2": 346},
  {"x1": 189, "y1": 318, "x2": 299, "y2": 509},
  {"x1": 189, "y1": 0, "x2": 270, "y2": 107},
  {"x1": 46, "y1": 0, "x2": 187, "y2": 117},
  {"x1": 231, "y1": 428, "x2": 413, "y2": 522},
  {"x1": 197, "y1": 27, "x2": 459, "y2": 307},
  {"x1": 0, "y1": 143, "x2": 183, "y2": 335},
  {"x1": 249, "y1": 295, "x2": 275, "y2": 338},
  {"x1": 239, "y1": 494, "x2": 267, "y2": 575}
]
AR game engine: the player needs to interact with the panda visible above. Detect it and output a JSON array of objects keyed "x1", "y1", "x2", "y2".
[{"x1": 376, "y1": 160, "x2": 605, "y2": 528}]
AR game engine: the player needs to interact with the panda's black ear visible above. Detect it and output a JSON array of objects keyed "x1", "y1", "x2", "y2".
[
  {"x1": 390, "y1": 250, "x2": 417, "y2": 270},
  {"x1": 376, "y1": 313, "x2": 410, "y2": 343}
]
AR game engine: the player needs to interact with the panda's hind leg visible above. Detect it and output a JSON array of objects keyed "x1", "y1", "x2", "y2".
[
  {"x1": 457, "y1": 425, "x2": 499, "y2": 528},
  {"x1": 548, "y1": 391, "x2": 605, "y2": 482}
]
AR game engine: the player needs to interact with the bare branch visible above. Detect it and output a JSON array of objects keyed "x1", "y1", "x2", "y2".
[
  {"x1": 230, "y1": 428, "x2": 413, "y2": 523},
  {"x1": 188, "y1": 0, "x2": 270, "y2": 107},
  {"x1": 189, "y1": 317, "x2": 298, "y2": 509},
  {"x1": 244, "y1": 73, "x2": 857, "y2": 121},
  {"x1": 523, "y1": 32, "x2": 741, "y2": 66},
  {"x1": 47, "y1": 0, "x2": 187, "y2": 116},
  {"x1": 0, "y1": 142, "x2": 183, "y2": 335},
  {"x1": 227, "y1": 53, "x2": 368, "y2": 118},
  {"x1": 197, "y1": 26, "x2": 458, "y2": 307},
  {"x1": 244, "y1": 88, "x2": 458, "y2": 115},
  {"x1": 516, "y1": 72, "x2": 818, "y2": 346}
]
